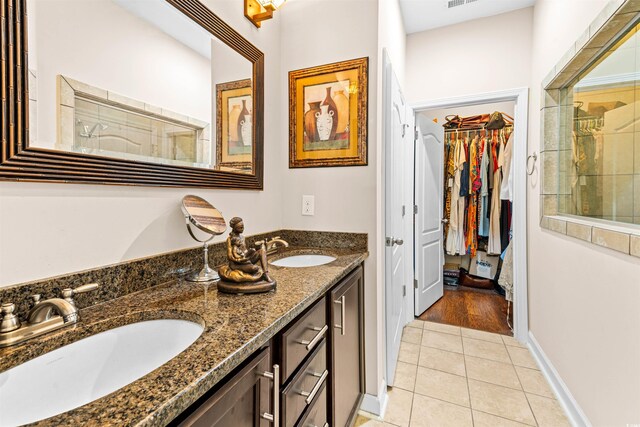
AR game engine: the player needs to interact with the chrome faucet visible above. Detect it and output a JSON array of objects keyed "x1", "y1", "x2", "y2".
[{"x1": 0, "y1": 283, "x2": 99, "y2": 348}]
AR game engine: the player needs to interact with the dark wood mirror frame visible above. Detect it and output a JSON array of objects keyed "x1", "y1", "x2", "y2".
[{"x1": 0, "y1": 0, "x2": 264, "y2": 189}]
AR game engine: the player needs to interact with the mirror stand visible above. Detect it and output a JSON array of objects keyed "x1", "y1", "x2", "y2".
[{"x1": 185, "y1": 220, "x2": 220, "y2": 283}]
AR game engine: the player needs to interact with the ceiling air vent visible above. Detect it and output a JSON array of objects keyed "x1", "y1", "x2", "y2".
[{"x1": 448, "y1": 0, "x2": 479, "y2": 8}]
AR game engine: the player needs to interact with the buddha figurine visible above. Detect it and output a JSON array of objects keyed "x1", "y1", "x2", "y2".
[{"x1": 217, "y1": 217, "x2": 276, "y2": 294}]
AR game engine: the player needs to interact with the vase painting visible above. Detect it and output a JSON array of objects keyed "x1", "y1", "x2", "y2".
[
  {"x1": 228, "y1": 105, "x2": 242, "y2": 142},
  {"x1": 240, "y1": 114, "x2": 252, "y2": 147},
  {"x1": 227, "y1": 96, "x2": 252, "y2": 155},
  {"x1": 316, "y1": 104, "x2": 334, "y2": 141},
  {"x1": 216, "y1": 78, "x2": 253, "y2": 171},
  {"x1": 301, "y1": 80, "x2": 350, "y2": 151},
  {"x1": 333, "y1": 90, "x2": 349, "y2": 134},
  {"x1": 304, "y1": 101, "x2": 322, "y2": 143},
  {"x1": 289, "y1": 57, "x2": 368, "y2": 168}
]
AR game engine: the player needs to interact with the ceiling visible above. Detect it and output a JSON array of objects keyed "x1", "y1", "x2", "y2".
[{"x1": 399, "y1": 0, "x2": 536, "y2": 34}]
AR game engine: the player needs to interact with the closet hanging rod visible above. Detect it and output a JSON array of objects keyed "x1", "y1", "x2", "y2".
[{"x1": 444, "y1": 124, "x2": 513, "y2": 132}]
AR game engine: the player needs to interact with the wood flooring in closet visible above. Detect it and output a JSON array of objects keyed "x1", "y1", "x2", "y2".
[{"x1": 418, "y1": 286, "x2": 513, "y2": 336}]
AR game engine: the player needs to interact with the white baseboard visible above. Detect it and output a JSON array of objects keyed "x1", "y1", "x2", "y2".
[
  {"x1": 528, "y1": 332, "x2": 591, "y2": 427},
  {"x1": 359, "y1": 379, "x2": 388, "y2": 418}
]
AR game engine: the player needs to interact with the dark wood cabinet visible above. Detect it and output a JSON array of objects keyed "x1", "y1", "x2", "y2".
[
  {"x1": 329, "y1": 266, "x2": 364, "y2": 427},
  {"x1": 174, "y1": 263, "x2": 364, "y2": 427},
  {"x1": 282, "y1": 340, "x2": 327, "y2": 426},
  {"x1": 176, "y1": 346, "x2": 278, "y2": 427}
]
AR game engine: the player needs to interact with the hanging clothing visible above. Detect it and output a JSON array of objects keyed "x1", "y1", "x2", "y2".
[
  {"x1": 459, "y1": 137, "x2": 470, "y2": 197},
  {"x1": 500, "y1": 132, "x2": 514, "y2": 201},
  {"x1": 500, "y1": 200, "x2": 512, "y2": 250},
  {"x1": 443, "y1": 134, "x2": 455, "y2": 239},
  {"x1": 478, "y1": 133, "x2": 490, "y2": 237},
  {"x1": 488, "y1": 131, "x2": 503, "y2": 255},
  {"x1": 498, "y1": 240, "x2": 514, "y2": 302},
  {"x1": 445, "y1": 135, "x2": 466, "y2": 255},
  {"x1": 465, "y1": 136, "x2": 480, "y2": 257}
]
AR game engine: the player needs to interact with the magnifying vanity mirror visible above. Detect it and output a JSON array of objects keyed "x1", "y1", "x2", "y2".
[
  {"x1": 181, "y1": 195, "x2": 226, "y2": 282},
  {"x1": 0, "y1": 0, "x2": 264, "y2": 189}
]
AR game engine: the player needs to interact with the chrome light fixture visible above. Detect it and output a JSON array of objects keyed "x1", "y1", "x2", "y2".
[{"x1": 244, "y1": 0, "x2": 286, "y2": 28}]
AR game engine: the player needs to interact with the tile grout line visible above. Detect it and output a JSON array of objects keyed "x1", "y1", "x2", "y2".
[
  {"x1": 405, "y1": 328, "x2": 423, "y2": 426},
  {"x1": 505, "y1": 337, "x2": 540, "y2": 427},
  {"x1": 473, "y1": 408, "x2": 536, "y2": 426},
  {"x1": 461, "y1": 337, "x2": 475, "y2": 426}
]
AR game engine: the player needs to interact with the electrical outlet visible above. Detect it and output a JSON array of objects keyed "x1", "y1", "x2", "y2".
[{"x1": 302, "y1": 195, "x2": 315, "y2": 216}]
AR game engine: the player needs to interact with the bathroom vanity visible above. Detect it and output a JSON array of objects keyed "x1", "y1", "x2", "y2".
[
  {"x1": 173, "y1": 265, "x2": 364, "y2": 427},
  {"x1": 0, "y1": 231, "x2": 367, "y2": 427}
]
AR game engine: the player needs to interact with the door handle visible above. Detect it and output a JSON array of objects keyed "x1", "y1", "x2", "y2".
[
  {"x1": 441, "y1": 218, "x2": 449, "y2": 224},
  {"x1": 334, "y1": 295, "x2": 346, "y2": 336},
  {"x1": 260, "y1": 364, "x2": 280, "y2": 424},
  {"x1": 385, "y1": 237, "x2": 404, "y2": 246}
]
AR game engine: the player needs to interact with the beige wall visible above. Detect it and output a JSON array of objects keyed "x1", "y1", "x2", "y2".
[
  {"x1": 529, "y1": 1, "x2": 640, "y2": 425},
  {"x1": 0, "y1": 0, "x2": 284, "y2": 286},
  {"x1": 405, "y1": 7, "x2": 534, "y2": 103},
  {"x1": 279, "y1": 0, "x2": 386, "y2": 402}
]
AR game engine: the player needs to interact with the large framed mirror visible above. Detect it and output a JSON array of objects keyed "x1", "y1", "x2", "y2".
[{"x1": 0, "y1": 0, "x2": 264, "y2": 189}]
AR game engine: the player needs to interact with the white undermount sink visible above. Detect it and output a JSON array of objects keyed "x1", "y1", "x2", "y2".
[
  {"x1": 0, "y1": 318, "x2": 203, "y2": 427},
  {"x1": 270, "y1": 254, "x2": 336, "y2": 268}
]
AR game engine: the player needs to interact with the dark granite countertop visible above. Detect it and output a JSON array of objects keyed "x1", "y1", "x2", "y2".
[{"x1": 0, "y1": 246, "x2": 368, "y2": 427}]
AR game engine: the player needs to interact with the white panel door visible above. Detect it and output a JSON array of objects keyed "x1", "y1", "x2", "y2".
[
  {"x1": 414, "y1": 116, "x2": 444, "y2": 316},
  {"x1": 384, "y1": 57, "x2": 407, "y2": 387}
]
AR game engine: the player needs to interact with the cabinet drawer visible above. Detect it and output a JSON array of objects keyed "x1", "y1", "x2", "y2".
[
  {"x1": 176, "y1": 346, "x2": 274, "y2": 427},
  {"x1": 296, "y1": 382, "x2": 327, "y2": 427},
  {"x1": 280, "y1": 297, "x2": 327, "y2": 382},
  {"x1": 282, "y1": 339, "x2": 328, "y2": 427}
]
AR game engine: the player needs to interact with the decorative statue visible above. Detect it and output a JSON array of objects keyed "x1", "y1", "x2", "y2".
[{"x1": 217, "y1": 217, "x2": 277, "y2": 294}]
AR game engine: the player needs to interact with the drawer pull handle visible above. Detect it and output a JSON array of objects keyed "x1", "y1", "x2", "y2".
[
  {"x1": 299, "y1": 325, "x2": 328, "y2": 350},
  {"x1": 334, "y1": 295, "x2": 346, "y2": 336},
  {"x1": 260, "y1": 364, "x2": 280, "y2": 424},
  {"x1": 299, "y1": 369, "x2": 328, "y2": 404}
]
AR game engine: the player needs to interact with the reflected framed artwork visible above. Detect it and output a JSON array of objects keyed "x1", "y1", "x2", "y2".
[
  {"x1": 216, "y1": 79, "x2": 253, "y2": 171},
  {"x1": 289, "y1": 57, "x2": 368, "y2": 168}
]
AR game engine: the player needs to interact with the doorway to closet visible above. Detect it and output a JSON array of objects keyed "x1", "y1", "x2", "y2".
[
  {"x1": 418, "y1": 102, "x2": 515, "y2": 335},
  {"x1": 411, "y1": 89, "x2": 529, "y2": 342}
]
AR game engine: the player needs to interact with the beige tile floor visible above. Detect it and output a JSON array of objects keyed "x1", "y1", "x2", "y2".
[{"x1": 355, "y1": 320, "x2": 570, "y2": 427}]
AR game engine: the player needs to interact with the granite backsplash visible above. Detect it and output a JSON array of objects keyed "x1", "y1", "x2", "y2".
[{"x1": 0, "y1": 230, "x2": 367, "y2": 321}]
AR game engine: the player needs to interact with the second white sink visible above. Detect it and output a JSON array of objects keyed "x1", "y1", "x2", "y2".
[
  {"x1": 0, "y1": 318, "x2": 203, "y2": 426},
  {"x1": 270, "y1": 254, "x2": 336, "y2": 268}
]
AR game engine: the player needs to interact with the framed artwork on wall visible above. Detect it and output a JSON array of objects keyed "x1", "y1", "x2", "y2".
[
  {"x1": 216, "y1": 79, "x2": 253, "y2": 171},
  {"x1": 288, "y1": 57, "x2": 368, "y2": 168}
]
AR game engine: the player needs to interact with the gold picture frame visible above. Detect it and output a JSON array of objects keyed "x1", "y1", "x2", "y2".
[
  {"x1": 216, "y1": 79, "x2": 253, "y2": 171},
  {"x1": 289, "y1": 57, "x2": 368, "y2": 168}
]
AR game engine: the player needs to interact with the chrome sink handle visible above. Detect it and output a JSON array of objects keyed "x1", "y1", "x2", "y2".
[{"x1": 61, "y1": 283, "x2": 100, "y2": 307}]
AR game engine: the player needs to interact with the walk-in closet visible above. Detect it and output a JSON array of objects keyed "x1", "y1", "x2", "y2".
[{"x1": 417, "y1": 102, "x2": 517, "y2": 336}]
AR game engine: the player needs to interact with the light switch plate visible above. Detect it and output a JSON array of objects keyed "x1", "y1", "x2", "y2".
[{"x1": 302, "y1": 195, "x2": 315, "y2": 216}]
